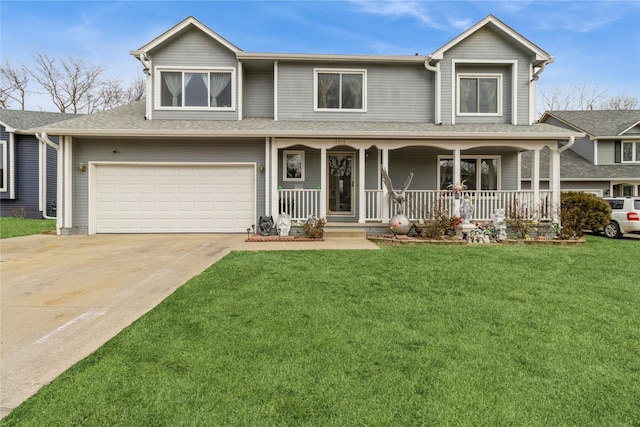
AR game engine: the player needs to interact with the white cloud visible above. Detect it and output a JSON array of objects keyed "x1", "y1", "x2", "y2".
[{"x1": 348, "y1": 0, "x2": 446, "y2": 29}]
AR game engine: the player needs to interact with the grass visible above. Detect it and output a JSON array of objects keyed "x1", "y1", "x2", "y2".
[
  {"x1": 0, "y1": 217, "x2": 56, "y2": 239},
  {"x1": 4, "y1": 237, "x2": 639, "y2": 425}
]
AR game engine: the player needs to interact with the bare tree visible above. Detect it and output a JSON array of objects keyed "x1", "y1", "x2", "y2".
[
  {"x1": 0, "y1": 60, "x2": 30, "y2": 110},
  {"x1": 30, "y1": 52, "x2": 106, "y2": 113},
  {"x1": 600, "y1": 94, "x2": 639, "y2": 110},
  {"x1": 125, "y1": 75, "x2": 146, "y2": 103},
  {"x1": 540, "y1": 84, "x2": 638, "y2": 112}
]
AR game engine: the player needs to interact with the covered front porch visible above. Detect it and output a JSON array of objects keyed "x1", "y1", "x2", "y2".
[{"x1": 267, "y1": 137, "x2": 566, "y2": 225}]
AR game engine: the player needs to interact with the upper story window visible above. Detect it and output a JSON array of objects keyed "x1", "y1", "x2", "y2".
[
  {"x1": 315, "y1": 69, "x2": 366, "y2": 112},
  {"x1": 622, "y1": 142, "x2": 640, "y2": 163},
  {"x1": 157, "y1": 68, "x2": 235, "y2": 110},
  {"x1": 457, "y1": 74, "x2": 501, "y2": 116}
]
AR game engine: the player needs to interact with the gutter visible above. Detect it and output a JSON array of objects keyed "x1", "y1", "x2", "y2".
[
  {"x1": 424, "y1": 55, "x2": 441, "y2": 125},
  {"x1": 531, "y1": 56, "x2": 554, "y2": 81},
  {"x1": 35, "y1": 132, "x2": 59, "y2": 222}
]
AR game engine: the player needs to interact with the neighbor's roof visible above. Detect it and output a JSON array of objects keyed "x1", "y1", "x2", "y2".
[
  {"x1": 521, "y1": 148, "x2": 640, "y2": 180},
  {"x1": 540, "y1": 110, "x2": 640, "y2": 138},
  {"x1": 34, "y1": 101, "x2": 582, "y2": 141},
  {"x1": 0, "y1": 109, "x2": 79, "y2": 133}
]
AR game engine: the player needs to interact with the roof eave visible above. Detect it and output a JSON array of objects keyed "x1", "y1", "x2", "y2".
[{"x1": 34, "y1": 128, "x2": 583, "y2": 140}]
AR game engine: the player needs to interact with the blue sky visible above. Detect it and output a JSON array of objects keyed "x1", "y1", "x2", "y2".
[{"x1": 2, "y1": 0, "x2": 639, "y2": 112}]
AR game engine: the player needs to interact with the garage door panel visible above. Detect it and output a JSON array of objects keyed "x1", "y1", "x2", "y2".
[{"x1": 95, "y1": 164, "x2": 255, "y2": 233}]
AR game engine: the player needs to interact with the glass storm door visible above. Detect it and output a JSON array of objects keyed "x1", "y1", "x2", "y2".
[{"x1": 327, "y1": 153, "x2": 354, "y2": 215}]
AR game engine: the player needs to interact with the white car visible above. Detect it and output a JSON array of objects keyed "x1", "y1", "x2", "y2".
[{"x1": 603, "y1": 197, "x2": 640, "y2": 238}]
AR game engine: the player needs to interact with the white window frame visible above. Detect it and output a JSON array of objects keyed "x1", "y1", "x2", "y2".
[
  {"x1": 437, "y1": 155, "x2": 502, "y2": 191},
  {"x1": 155, "y1": 67, "x2": 236, "y2": 111},
  {"x1": 0, "y1": 141, "x2": 7, "y2": 192},
  {"x1": 456, "y1": 73, "x2": 502, "y2": 117},
  {"x1": 314, "y1": 68, "x2": 367, "y2": 112},
  {"x1": 622, "y1": 141, "x2": 640, "y2": 163},
  {"x1": 283, "y1": 150, "x2": 305, "y2": 182}
]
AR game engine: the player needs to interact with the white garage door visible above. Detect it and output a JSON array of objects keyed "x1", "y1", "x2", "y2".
[{"x1": 94, "y1": 164, "x2": 255, "y2": 233}]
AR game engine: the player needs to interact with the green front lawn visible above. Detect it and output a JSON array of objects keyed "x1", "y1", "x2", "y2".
[
  {"x1": 4, "y1": 237, "x2": 639, "y2": 425},
  {"x1": 0, "y1": 217, "x2": 56, "y2": 239}
]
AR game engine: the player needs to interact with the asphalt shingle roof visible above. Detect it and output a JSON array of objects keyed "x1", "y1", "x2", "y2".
[
  {"x1": 521, "y1": 148, "x2": 640, "y2": 180},
  {"x1": 34, "y1": 101, "x2": 581, "y2": 140},
  {"x1": 542, "y1": 110, "x2": 640, "y2": 137},
  {"x1": 0, "y1": 110, "x2": 79, "y2": 132}
]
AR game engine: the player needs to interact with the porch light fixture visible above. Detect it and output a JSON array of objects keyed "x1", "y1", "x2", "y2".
[
  {"x1": 259, "y1": 164, "x2": 265, "y2": 175},
  {"x1": 79, "y1": 162, "x2": 86, "y2": 173}
]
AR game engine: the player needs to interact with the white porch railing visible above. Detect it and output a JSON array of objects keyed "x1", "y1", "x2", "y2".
[
  {"x1": 279, "y1": 189, "x2": 553, "y2": 222},
  {"x1": 277, "y1": 189, "x2": 321, "y2": 221},
  {"x1": 366, "y1": 190, "x2": 554, "y2": 222}
]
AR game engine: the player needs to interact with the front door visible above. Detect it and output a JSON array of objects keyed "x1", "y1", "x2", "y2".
[{"x1": 327, "y1": 152, "x2": 355, "y2": 216}]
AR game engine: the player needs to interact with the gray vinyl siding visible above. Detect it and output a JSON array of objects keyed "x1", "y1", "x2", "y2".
[
  {"x1": 0, "y1": 134, "x2": 54, "y2": 218},
  {"x1": 441, "y1": 26, "x2": 533, "y2": 125},
  {"x1": 277, "y1": 62, "x2": 433, "y2": 122},
  {"x1": 598, "y1": 140, "x2": 616, "y2": 164},
  {"x1": 149, "y1": 28, "x2": 239, "y2": 120},
  {"x1": 71, "y1": 138, "x2": 266, "y2": 232},
  {"x1": 542, "y1": 116, "x2": 595, "y2": 162},
  {"x1": 244, "y1": 70, "x2": 274, "y2": 118}
]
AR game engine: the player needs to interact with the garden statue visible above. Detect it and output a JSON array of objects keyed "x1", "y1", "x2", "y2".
[
  {"x1": 277, "y1": 213, "x2": 292, "y2": 236},
  {"x1": 492, "y1": 208, "x2": 508, "y2": 241},
  {"x1": 381, "y1": 167, "x2": 413, "y2": 215},
  {"x1": 258, "y1": 215, "x2": 274, "y2": 236},
  {"x1": 460, "y1": 196, "x2": 474, "y2": 224}
]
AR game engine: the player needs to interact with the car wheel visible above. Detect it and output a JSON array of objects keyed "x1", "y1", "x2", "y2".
[{"x1": 604, "y1": 221, "x2": 622, "y2": 239}]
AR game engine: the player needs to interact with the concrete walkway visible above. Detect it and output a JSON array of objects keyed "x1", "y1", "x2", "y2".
[{"x1": 0, "y1": 233, "x2": 378, "y2": 418}]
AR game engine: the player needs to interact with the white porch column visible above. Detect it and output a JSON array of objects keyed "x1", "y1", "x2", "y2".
[
  {"x1": 550, "y1": 147, "x2": 561, "y2": 223},
  {"x1": 381, "y1": 148, "x2": 389, "y2": 221},
  {"x1": 531, "y1": 147, "x2": 541, "y2": 219},
  {"x1": 358, "y1": 147, "x2": 366, "y2": 223},
  {"x1": 453, "y1": 147, "x2": 461, "y2": 216},
  {"x1": 320, "y1": 146, "x2": 327, "y2": 218},
  {"x1": 270, "y1": 139, "x2": 279, "y2": 218},
  {"x1": 63, "y1": 136, "x2": 73, "y2": 230}
]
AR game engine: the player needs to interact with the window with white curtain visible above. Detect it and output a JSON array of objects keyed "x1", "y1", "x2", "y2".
[
  {"x1": 158, "y1": 68, "x2": 234, "y2": 109},
  {"x1": 457, "y1": 74, "x2": 501, "y2": 116},
  {"x1": 438, "y1": 156, "x2": 501, "y2": 190},
  {"x1": 622, "y1": 142, "x2": 640, "y2": 163},
  {"x1": 315, "y1": 69, "x2": 366, "y2": 111}
]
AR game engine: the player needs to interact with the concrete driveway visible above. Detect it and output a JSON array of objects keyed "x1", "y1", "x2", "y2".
[{"x1": 1, "y1": 233, "x2": 378, "y2": 418}]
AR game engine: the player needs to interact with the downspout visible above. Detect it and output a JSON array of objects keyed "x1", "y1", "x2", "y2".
[
  {"x1": 552, "y1": 136, "x2": 575, "y2": 225},
  {"x1": 424, "y1": 55, "x2": 441, "y2": 125},
  {"x1": 558, "y1": 136, "x2": 575, "y2": 153},
  {"x1": 35, "y1": 132, "x2": 59, "y2": 222},
  {"x1": 138, "y1": 52, "x2": 152, "y2": 120}
]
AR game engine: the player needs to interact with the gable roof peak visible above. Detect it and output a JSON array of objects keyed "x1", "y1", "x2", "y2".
[
  {"x1": 130, "y1": 15, "x2": 242, "y2": 59},
  {"x1": 429, "y1": 14, "x2": 551, "y2": 63}
]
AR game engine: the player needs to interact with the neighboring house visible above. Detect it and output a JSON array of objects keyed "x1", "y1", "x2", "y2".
[
  {"x1": 0, "y1": 110, "x2": 77, "y2": 218},
  {"x1": 522, "y1": 110, "x2": 640, "y2": 197},
  {"x1": 34, "y1": 15, "x2": 580, "y2": 235}
]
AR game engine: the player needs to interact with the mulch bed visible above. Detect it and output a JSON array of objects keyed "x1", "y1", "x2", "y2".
[
  {"x1": 368, "y1": 234, "x2": 585, "y2": 246},
  {"x1": 245, "y1": 234, "x2": 324, "y2": 242}
]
